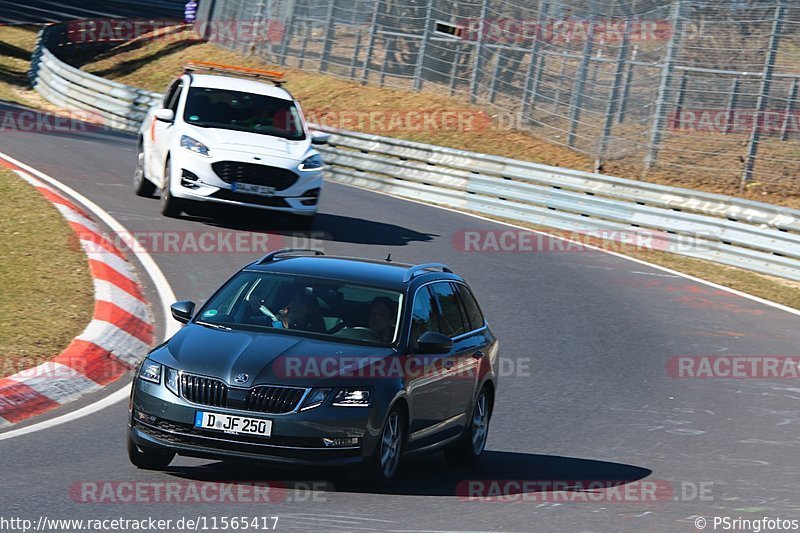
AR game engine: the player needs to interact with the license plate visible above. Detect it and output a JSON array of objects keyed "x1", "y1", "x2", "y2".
[
  {"x1": 194, "y1": 411, "x2": 272, "y2": 437},
  {"x1": 232, "y1": 182, "x2": 276, "y2": 197}
]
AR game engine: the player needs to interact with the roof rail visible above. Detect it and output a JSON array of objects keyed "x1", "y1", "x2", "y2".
[
  {"x1": 403, "y1": 263, "x2": 453, "y2": 282},
  {"x1": 184, "y1": 61, "x2": 285, "y2": 86},
  {"x1": 258, "y1": 248, "x2": 325, "y2": 264}
]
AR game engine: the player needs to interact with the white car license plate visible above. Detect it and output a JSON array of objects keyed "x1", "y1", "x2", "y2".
[
  {"x1": 233, "y1": 182, "x2": 276, "y2": 197},
  {"x1": 194, "y1": 411, "x2": 272, "y2": 437}
]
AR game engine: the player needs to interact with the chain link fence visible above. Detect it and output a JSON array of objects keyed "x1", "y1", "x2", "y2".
[{"x1": 196, "y1": 0, "x2": 800, "y2": 192}]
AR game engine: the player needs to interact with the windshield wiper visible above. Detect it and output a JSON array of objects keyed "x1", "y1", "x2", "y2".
[{"x1": 196, "y1": 321, "x2": 232, "y2": 331}]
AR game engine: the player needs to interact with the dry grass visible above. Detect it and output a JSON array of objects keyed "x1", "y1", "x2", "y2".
[
  {"x1": 0, "y1": 25, "x2": 51, "y2": 108},
  {"x1": 0, "y1": 169, "x2": 94, "y2": 377}
]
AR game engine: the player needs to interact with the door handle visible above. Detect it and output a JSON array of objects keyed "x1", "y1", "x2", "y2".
[
  {"x1": 443, "y1": 360, "x2": 455, "y2": 370},
  {"x1": 473, "y1": 350, "x2": 485, "y2": 359}
]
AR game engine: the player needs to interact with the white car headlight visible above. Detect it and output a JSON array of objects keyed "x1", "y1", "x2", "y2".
[
  {"x1": 332, "y1": 388, "x2": 371, "y2": 407},
  {"x1": 181, "y1": 135, "x2": 211, "y2": 157},
  {"x1": 298, "y1": 153, "x2": 324, "y2": 171}
]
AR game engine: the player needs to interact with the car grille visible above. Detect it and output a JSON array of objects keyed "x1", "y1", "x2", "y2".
[
  {"x1": 212, "y1": 161, "x2": 298, "y2": 191},
  {"x1": 246, "y1": 386, "x2": 306, "y2": 414},
  {"x1": 179, "y1": 374, "x2": 306, "y2": 414},
  {"x1": 181, "y1": 374, "x2": 228, "y2": 407}
]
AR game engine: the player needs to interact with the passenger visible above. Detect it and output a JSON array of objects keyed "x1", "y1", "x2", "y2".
[
  {"x1": 281, "y1": 290, "x2": 326, "y2": 333},
  {"x1": 368, "y1": 297, "x2": 397, "y2": 343}
]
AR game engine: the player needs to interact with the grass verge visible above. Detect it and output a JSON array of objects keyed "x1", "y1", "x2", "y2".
[{"x1": 0, "y1": 169, "x2": 94, "y2": 377}]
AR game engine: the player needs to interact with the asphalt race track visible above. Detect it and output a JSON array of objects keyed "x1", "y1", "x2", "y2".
[{"x1": 2, "y1": 102, "x2": 800, "y2": 532}]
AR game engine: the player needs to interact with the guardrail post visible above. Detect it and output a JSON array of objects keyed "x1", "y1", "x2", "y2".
[
  {"x1": 361, "y1": 1, "x2": 381, "y2": 85},
  {"x1": 380, "y1": 36, "x2": 395, "y2": 87},
  {"x1": 449, "y1": 43, "x2": 463, "y2": 96},
  {"x1": 595, "y1": 22, "x2": 631, "y2": 173},
  {"x1": 741, "y1": 2, "x2": 785, "y2": 190},
  {"x1": 554, "y1": 52, "x2": 569, "y2": 110},
  {"x1": 780, "y1": 78, "x2": 798, "y2": 141},
  {"x1": 248, "y1": 0, "x2": 267, "y2": 56},
  {"x1": 567, "y1": 20, "x2": 596, "y2": 148},
  {"x1": 644, "y1": 0, "x2": 685, "y2": 171},
  {"x1": 723, "y1": 77, "x2": 740, "y2": 135},
  {"x1": 278, "y1": 0, "x2": 299, "y2": 65},
  {"x1": 413, "y1": 0, "x2": 434, "y2": 92},
  {"x1": 350, "y1": 30, "x2": 364, "y2": 78},
  {"x1": 469, "y1": 0, "x2": 490, "y2": 104},
  {"x1": 488, "y1": 47, "x2": 504, "y2": 103},
  {"x1": 320, "y1": 0, "x2": 337, "y2": 72},
  {"x1": 616, "y1": 44, "x2": 637, "y2": 124},
  {"x1": 672, "y1": 71, "x2": 688, "y2": 125},
  {"x1": 519, "y1": 1, "x2": 549, "y2": 122}
]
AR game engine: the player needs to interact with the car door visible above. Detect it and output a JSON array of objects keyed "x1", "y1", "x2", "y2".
[
  {"x1": 149, "y1": 79, "x2": 183, "y2": 185},
  {"x1": 427, "y1": 282, "x2": 482, "y2": 430},
  {"x1": 405, "y1": 285, "x2": 452, "y2": 442},
  {"x1": 450, "y1": 283, "x2": 491, "y2": 421}
]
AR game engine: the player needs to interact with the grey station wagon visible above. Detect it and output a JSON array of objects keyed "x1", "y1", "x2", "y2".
[{"x1": 128, "y1": 249, "x2": 499, "y2": 484}]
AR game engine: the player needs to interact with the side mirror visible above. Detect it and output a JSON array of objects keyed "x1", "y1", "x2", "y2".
[
  {"x1": 416, "y1": 331, "x2": 453, "y2": 354},
  {"x1": 170, "y1": 300, "x2": 195, "y2": 324},
  {"x1": 155, "y1": 108, "x2": 175, "y2": 123},
  {"x1": 310, "y1": 131, "x2": 331, "y2": 145}
]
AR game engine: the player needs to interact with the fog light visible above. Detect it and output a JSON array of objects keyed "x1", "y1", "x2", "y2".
[
  {"x1": 134, "y1": 409, "x2": 157, "y2": 424},
  {"x1": 322, "y1": 437, "x2": 360, "y2": 447},
  {"x1": 181, "y1": 169, "x2": 201, "y2": 189}
]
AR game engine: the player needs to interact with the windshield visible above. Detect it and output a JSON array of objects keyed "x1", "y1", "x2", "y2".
[
  {"x1": 195, "y1": 271, "x2": 403, "y2": 347},
  {"x1": 183, "y1": 87, "x2": 306, "y2": 140}
]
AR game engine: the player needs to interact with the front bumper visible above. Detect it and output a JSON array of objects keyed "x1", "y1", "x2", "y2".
[
  {"x1": 169, "y1": 148, "x2": 323, "y2": 216},
  {"x1": 129, "y1": 378, "x2": 381, "y2": 466}
]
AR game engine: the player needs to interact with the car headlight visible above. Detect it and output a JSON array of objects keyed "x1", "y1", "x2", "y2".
[
  {"x1": 300, "y1": 388, "x2": 331, "y2": 411},
  {"x1": 180, "y1": 135, "x2": 211, "y2": 157},
  {"x1": 138, "y1": 360, "x2": 162, "y2": 384},
  {"x1": 298, "y1": 153, "x2": 323, "y2": 171},
  {"x1": 165, "y1": 367, "x2": 180, "y2": 397},
  {"x1": 332, "y1": 388, "x2": 371, "y2": 407}
]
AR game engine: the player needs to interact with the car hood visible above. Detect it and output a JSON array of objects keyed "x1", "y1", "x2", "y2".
[
  {"x1": 148, "y1": 323, "x2": 396, "y2": 387},
  {"x1": 184, "y1": 125, "x2": 311, "y2": 160}
]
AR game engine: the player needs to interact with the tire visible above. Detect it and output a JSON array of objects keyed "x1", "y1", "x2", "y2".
[
  {"x1": 160, "y1": 157, "x2": 183, "y2": 217},
  {"x1": 445, "y1": 386, "x2": 492, "y2": 466},
  {"x1": 133, "y1": 143, "x2": 156, "y2": 197},
  {"x1": 364, "y1": 404, "x2": 405, "y2": 486},
  {"x1": 127, "y1": 434, "x2": 175, "y2": 470}
]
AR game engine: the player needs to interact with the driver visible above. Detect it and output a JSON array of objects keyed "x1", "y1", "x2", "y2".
[
  {"x1": 368, "y1": 297, "x2": 397, "y2": 343},
  {"x1": 280, "y1": 290, "x2": 326, "y2": 333}
]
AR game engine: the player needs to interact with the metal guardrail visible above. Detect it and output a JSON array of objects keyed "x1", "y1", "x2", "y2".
[
  {"x1": 30, "y1": 25, "x2": 161, "y2": 132},
  {"x1": 28, "y1": 23, "x2": 800, "y2": 283}
]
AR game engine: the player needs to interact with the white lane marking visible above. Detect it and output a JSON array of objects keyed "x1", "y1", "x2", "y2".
[
  {"x1": 629, "y1": 270, "x2": 681, "y2": 278},
  {"x1": 0, "y1": 151, "x2": 177, "y2": 441},
  {"x1": 334, "y1": 182, "x2": 800, "y2": 318}
]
